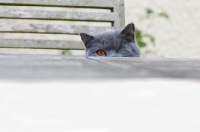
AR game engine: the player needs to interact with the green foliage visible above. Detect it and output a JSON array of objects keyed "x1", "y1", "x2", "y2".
[
  {"x1": 135, "y1": 29, "x2": 146, "y2": 47},
  {"x1": 61, "y1": 50, "x2": 72, "y2": 55},
  {"x1": 136, "y1": 8, "x2": 169, "y2": 48},
  {"x1": 146, "y1": 8, "x2": 154, "y2": 15},
  {"x1": 158, "y1": 12, "x2": 169, "y2": 19},
  {"x1": 135, "y1": 29, "x2": 155, "y2": 48}
]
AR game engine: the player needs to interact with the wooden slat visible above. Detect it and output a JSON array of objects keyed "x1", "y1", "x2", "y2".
[
  {"x1": 0, "y1": 0, "x2": 115, "y2": 8},
  {"x1": 0, "y1": 23, "x2": 114, "y2": 35},
  {"x1": 0, "y1": 39, "x2": 85, "y2": 50},
  {"x1": 0, "y1": 9, "x2": 116, "y2": 22},
  {"x1": 113, "y1": 0, "x2": 125, "y2": 28}
]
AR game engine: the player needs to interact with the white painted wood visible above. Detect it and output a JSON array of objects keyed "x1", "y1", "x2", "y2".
[
  {"x1": 0, "y1": 23, "x2": 114, "y2": 34},
  {"x1": 0, "y1": 39, "x2": 85, "y2": 49},
  {"x1": 0, "y1": 0, "x2": 115, "y2": 8},
  {"x1": 0, "y1": 9, "x2": 116, "y2": 22}
]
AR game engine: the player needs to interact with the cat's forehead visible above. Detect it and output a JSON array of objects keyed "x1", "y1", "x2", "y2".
[{"x1": 89, "y1": 30, "x2": 122, "y2": 51}]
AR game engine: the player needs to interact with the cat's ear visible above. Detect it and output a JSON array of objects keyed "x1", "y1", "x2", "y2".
[
  {"x1": 80, "y1": 33, "x2": 95, "y2": 47},
  {"x1": 121, "y1": 23, "x2": 135, "y2": 41}
]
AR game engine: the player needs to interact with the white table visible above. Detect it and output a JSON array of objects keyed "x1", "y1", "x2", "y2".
[{"x1": 0, "y1": 55, "x2": 200, "y2": 132}]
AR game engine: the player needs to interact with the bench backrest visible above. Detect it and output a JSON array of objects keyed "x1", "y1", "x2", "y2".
[{"x1": 0, "y1": 0, "x2": 125, "y2": 51}]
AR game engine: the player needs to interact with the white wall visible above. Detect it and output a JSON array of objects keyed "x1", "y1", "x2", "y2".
[{"x1": 125, "y1": 0, "x2": 200, "y2": 58}]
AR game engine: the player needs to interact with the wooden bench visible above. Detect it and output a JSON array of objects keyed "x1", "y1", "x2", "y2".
[{"x1": 0, "y1": 0, "x2": 125, "y2": 53}]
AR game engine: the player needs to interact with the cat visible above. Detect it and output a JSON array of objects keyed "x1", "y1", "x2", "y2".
[{"x1": 80, "y1": 23, "x2": 140, "y2": 57}]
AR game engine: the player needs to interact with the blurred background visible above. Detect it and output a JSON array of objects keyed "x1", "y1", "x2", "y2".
[
  {"x1": 0, "y1": 0, "x2": 200, "y2": 58},
  {"x1": 126, "y1": 0, "x2": 200, "y2": 58}
]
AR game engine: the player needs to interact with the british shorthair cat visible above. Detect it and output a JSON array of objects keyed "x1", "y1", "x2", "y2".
[{"x1": 80, "y1": 23, "x2": 140, "y2": 57}]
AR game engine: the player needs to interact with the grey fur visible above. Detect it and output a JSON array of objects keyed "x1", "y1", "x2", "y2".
[{"x1": 80, "y1": 23, "x2": 140, "y2": 57}]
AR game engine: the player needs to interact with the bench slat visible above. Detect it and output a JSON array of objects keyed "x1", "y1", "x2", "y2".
[
  {"x1": 0, "y1": 0, "x2": 115, "y2": 8},
  {"x1": 0, "y1": 39, "x2": 85, "y2": 50},
  {"x1": 0, "y1": 9, "x2": 116, "y2": 22},
  {"x1": 0, "y1": 0, "x2": 124, "y2": 52},
  {"x1": 0, "y1": 23, "x2": 114, "y2": 35}
]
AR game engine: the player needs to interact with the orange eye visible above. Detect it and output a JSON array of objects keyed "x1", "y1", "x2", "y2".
[{"x1": 96, "y1": 50, "x2": 106, "y2": 56}]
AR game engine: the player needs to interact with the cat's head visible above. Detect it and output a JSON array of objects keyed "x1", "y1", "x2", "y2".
[{"x1": 80, "y1": 23, "x2": 140, "y2": 57}]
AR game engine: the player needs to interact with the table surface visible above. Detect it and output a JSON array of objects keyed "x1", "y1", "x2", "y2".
[
  {"x1": 1, "y1": 54, "x2": 200, "y2": 79},
  {"x1": 1, "y1": 54, "x2": 200, "y2": 132},
  {"x1": 1, "y1": 79, "x2": 200, "y2": 132}
]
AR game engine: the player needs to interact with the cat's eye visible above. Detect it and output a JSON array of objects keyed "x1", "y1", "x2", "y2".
[{"x1": 96, "y1": 50, "x2": 106, "y2": 56}]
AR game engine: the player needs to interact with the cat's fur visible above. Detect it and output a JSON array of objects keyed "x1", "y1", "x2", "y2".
[{"x1": 80, "y1": 23, "x2": 140, "y2": 57}]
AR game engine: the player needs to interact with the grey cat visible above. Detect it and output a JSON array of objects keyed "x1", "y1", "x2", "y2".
[{"x1": 80, "y1": 23, "x2": 140, "y2": 57}]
